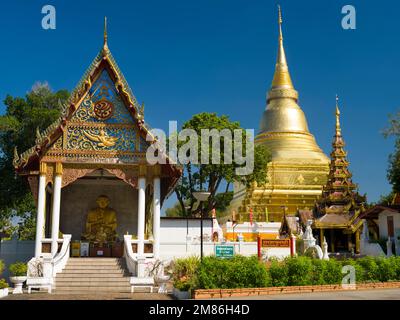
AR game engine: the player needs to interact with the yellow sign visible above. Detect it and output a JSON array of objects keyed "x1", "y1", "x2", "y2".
[
  {"x1": 71, "y1": 241, "x2": 81, "y2": 257},
  {"x1": 261, "y1": 239, "x2": 290, "y2": 248}
]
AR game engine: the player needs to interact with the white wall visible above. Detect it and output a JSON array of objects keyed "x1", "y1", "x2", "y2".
[
  {"x1": 158, "y1": 218, "x2": 291, "y2": 262},
  {"x1": 160, "y1": 218, "x2": 213, "y2": 242},
  {"x1": 378, "y1": 211, "x2": 400, "y2": 239}
]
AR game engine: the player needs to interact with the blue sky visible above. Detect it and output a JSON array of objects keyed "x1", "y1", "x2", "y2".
[{"x1": 0, "y1": 0, "x2": 398, "y2": 212}]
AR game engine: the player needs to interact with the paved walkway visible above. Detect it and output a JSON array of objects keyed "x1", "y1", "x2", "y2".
[
  {"x1": 222, "y1": 288, "x2": 400, "y2": 300},
  {"x1": 2, "y1": 292, "x2": 174, "y2": 300}
]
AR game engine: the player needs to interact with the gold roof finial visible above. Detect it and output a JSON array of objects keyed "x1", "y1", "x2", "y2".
[
  {"x1": 104, "y1": 16, "x2": 108, "y2": 46},
  {"x1": 271, "y1": 5, "x2": 293, "y2": 89},
  {"x1": 102, "y1": 16, "x2": 109, "y2": 55},
  {"x1": 335, "y1": 94, "x2": 341, "y2": 135}
]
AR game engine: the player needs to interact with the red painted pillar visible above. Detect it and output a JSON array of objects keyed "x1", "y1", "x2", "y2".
[
  {"x1": 289, "y1": 234, "x2": 296, "y2": 257},
  {"x1": 257, "y1": 235, "x2": 261, "y2": 260}
]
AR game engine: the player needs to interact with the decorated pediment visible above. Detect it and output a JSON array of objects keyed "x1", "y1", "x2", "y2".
[{"x1": 14, "y1": 33, "x2": 153, "y2": 169}]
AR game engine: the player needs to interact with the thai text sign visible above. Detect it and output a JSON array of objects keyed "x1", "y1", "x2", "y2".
[
  {"x1": 215, "y1": 245, "x2": 234, "y2": 258},
  {"x1": 261, "y1": 239, "x2": 290, "y2": 248}
]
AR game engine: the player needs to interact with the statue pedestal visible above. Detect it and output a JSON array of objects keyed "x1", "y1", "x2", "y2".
[
  {"x1": 89, "y1": 246, "x2": 111, "y2": 257},
  {"x1": 111, "y1": 243, "x2": 123, "y2": 257}
]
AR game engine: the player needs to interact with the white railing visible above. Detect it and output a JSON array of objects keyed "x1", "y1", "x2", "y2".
[
  {"x1": 124, "y1": 235, "x2": 137, "y2": 275},
  {"x1": 52, "y1": 234, "x2": 71, "y2": 276}
]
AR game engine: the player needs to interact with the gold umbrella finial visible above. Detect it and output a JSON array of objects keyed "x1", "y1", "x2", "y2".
[
  {"x1": 335, "y1": 94, "x2": 341, "y2": 135},
  {"x1": 271, "y1": 5, "x2": 293, "y2": 89}
]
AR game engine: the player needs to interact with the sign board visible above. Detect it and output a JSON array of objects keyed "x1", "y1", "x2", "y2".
[
  {"x1": 261, "y1": 239, "x2": 290, "y2": 248},
  {"x1": 71, "y1": 241, "x2": 81, "y2": 257},
  {"x1": 80, "y1": 242, "x2": 89, "y2": 257},
  {"x1": 215, "y1": 245, "x2": 234, "y2": 258}
]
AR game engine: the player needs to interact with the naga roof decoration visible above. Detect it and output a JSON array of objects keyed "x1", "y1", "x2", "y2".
[{"x1": 13, "y1": 18, "x2": 156, "y2": 171}]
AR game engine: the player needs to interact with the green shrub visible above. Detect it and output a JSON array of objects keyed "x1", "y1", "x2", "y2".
[
  {"x1": 170, "y1": 256, "x2": 200, "y2": 291},
  {"x1": 197, "y1": 256, "x2": 269, "y2": 289},
  {"x1": 322, "y1": 259, "x2": 343, "y2": 284},
  {"x1": 391, "y1": 256, "x2": 400, "y2": 280},
  {"x1": 286, "y1": 256, "x2": 313, "y2": 286},
  {"x1": 0, "y1": 260, "x2": 4, "y2": 275},
  {"x1": 8, "y1": 262, "x2": 27, "y2": 277},
  {"x1": 0, "y1": 279, "x2": 8, "y2": 289},
  {"x1": 375, "y1": 257, "x2": 397, "y2": 282},
  {"x1": 268, "y1": 258, "x2": 288, "y2": 287},
  {"x1": 356, "y1": 256, "x2": 379, "y2": 282},
  {"x1": 310, "y1": 259, "x2": 326, "y2": 285}
]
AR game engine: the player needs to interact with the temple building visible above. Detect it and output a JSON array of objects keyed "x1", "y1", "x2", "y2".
[
  {"x1": 311, "y1": 98, "x2": 366, "y2": 253},
  {"x1": 13, "y1": 18, "x2": 181, "y2": 273},
  {"x1": 232, "y1": 7, "x2": 330, "y2": 222}
]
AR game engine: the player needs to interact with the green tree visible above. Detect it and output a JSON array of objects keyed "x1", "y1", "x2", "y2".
[
  {"x1": 172, "y1": 112, "x2": 270, "y2": 218},
  {"x1": 0, "y1": 83, "x2": 69, "y2": 238},
  {"x1": 384, "y1": 113, "x2": 400, "y2": 193}
]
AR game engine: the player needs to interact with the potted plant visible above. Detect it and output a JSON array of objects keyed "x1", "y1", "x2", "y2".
[
  {"x1": 0, "y1": 260, "x2": 8, "y2": 298},
  {"x1": 9, "y1": 262, "x2": 27, "y2": 294}
]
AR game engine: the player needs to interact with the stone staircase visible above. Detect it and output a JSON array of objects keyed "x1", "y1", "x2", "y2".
[{"x1": 54, "y1": 258, "x2": 132, "y2": 294}]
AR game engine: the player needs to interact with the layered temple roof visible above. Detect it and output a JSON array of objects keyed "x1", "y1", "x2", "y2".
[
  {"x1": 13, "y1": 18, "x2": 181, "y2": 202},
  {"x1": 314, "y1": 97, "x2": 366, "y2": 229},
  {"x1": 13, "y1": 17, "x2": 156, "y2": 171}
]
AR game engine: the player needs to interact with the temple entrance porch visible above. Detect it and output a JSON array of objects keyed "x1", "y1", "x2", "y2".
[{"x1": 34, "y1": 164, "x2": 162, "y2": 261}]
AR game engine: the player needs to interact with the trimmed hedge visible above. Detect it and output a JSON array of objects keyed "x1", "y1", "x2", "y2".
[
  {"x1": 171, "y1": 255, "x2": 400, "y2": 290},
  {"x1": 197, "y1": 256, "x2": 270, "y2": 289}
]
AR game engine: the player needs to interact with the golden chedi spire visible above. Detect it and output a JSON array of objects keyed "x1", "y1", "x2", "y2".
[
  {"x1": 258, "y1": 5, "x2": 328, "y2": 158},
  {"x1": 271, "y1": 5, "x2": 293, "y2": 89},
  {"x1": 234, "y1": 5, "x2": 330, "y2": 221}
]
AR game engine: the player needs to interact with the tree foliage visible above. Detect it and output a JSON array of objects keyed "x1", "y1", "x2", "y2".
[
  {"x1": 172, "y1": 112, "x2": 270, "y2": 218},
  {"x1": 383, "y1": 113, "x2": 400, "y2": 193},
  {"x1": 0, "y1": 83, "x2": 69, "y2": 238}
]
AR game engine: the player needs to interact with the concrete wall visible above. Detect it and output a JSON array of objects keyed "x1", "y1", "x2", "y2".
[
  {"x1": 160, "y1": 218, "x2": 213, "y2": 242},
  {"x1": 159, "y1": 241, "x2": 259, "y2": 262},
  {"x1": 60, "y1": 179, "x2": 138, "y2": 240},
  {"x1": 0, "y1": 237, "x2": 35, "y2": 280}
]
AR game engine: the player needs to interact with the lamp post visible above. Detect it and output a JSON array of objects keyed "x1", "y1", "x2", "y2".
[{"x1": 193, "y1": 191, "x2": 211, "y2": 261}]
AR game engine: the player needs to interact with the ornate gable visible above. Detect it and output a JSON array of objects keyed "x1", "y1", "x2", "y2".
[{"x1": 14, "y1": 26, "x2": 153, "y2": 171}]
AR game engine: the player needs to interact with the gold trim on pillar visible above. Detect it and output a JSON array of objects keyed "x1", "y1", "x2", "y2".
[
  {"x1": 139, "y1": 165, "x2": 147, "y2": 177},
  {"x1": 39, "y1": 162, "x2": 47, "y2": 176},
  {"x1": 55, "y1": 162, "x2": 63, "y2": 176},
  {"x1": 152, "y1": 165, "x2": 161, "y2": 177}
]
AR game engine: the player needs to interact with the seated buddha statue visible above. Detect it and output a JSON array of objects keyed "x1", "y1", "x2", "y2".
[{"x1": 82, "y1": 195, "x2": 118, "y2": 244}]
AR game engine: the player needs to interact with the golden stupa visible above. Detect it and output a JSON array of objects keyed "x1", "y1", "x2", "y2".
[{"x1": 232, "y1": 7, "x2": 330, "y2": 222}]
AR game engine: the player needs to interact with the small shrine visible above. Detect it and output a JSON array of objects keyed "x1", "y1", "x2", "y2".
[
  {"x1": 13, "y1": 19, "x2": 181, "y2": 260},
  {"x1": 311, "y1": 97, "x2": 366, "y2": 253}
]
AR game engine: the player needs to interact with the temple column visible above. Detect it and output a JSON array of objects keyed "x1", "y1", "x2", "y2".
[
  {"x1": 153, "y1": 166, "x2": 161, "y2": 259},
  {"x1": 319, "y1": 229, "x2": 324, "y2": 246},
  {"x1": 51, "y1": 163, "x2": 63, "y2": 257},
  {"x1": 330, "y1": 229, "x2": 335, "y2": 253},
  {"x1": 137, "y1": 166, "x2": 146, "y2": 256},
  {"x1": 347, "y1": 234, "x2": 352, "y2": 252},
  {"x1": 355, "y1": 229, "x2": 360, "y2": 254},
  {"x1": 35, "y1": 163, "x2": 47, "y2": 258}
]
